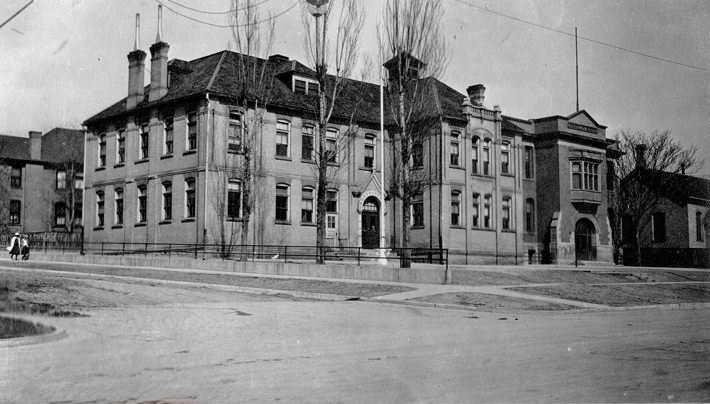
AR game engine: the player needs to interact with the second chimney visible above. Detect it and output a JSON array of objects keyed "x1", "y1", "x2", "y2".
[
  {"x1": 466, "y1": 84, "x2": 486, "y2": 107},
  {"x1": 149, "y1": 5, "x2": 169, "y2": 102},
  {"x1": 29, "y1": 131, "x2": 42, "y2": 160},
  {"x1": 127, "y1": 14, "x2": 146, "y2": 110}
]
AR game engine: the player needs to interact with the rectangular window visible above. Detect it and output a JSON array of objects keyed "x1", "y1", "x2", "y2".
[
  {"x1": 275, "y1": 185, "x2": 289, "y2": 222},
  {"x1": 524, "y1": 146, "x2": 533, "y2": 179},
  {"x1": 483, "y1": 140, "x2": 491, "y2": 176},
  {"x1": 10, "y1": 167, "x2": 22, "y2": 189},
  {"x1": 413, "y1": 140, "x2": 424, "y2": 168},
  {"x1": 115, "y1": 188, "x2": 124, "y2": 225},
  {"x1": 483, "y1": 194, "x2": 492, "y2": 228},
  {"x1": 307, "y1": 81, "x2": 319, "y2": 94},
  {"x1": 302, "y1": 126, "x2": 314, "y2": 161},
  {"x1": 450, "y1": 133, "x2": 460, "y2": 166},
  {"x1": 96, "y1": 192, "x2": 104, "y2": 227},
  {"x1": 652, "y1": 212, "x2": 666, "y2": 242},
  {"x1": 185, "y1": 179, "x2": 196, "y2": 218},
  {"x1": 228, "y1": 181, "x2": 242, "y2": 219},
  {"x1": 294, "y1": 79, "x2": 306, "y2": 94},
  {"x1": 502, "y1": 197, "x2": 511, "y2": 230},
  {"x1": 276, "y1": 121, "x2": 289, "y2": 157},
  {"x1": 98, "y1": 134, "x2": 107, "y2": 167},
  {"x1": 301, "y1": 188, "x2": 313, "y2": 223},
  {"x1": 451, "y1": 191, "x2": 461, "y2": 226},
  {"x1": 412, "y1": 193, "x2": 424, "y2": 227},
  {"x1": 137, "y1": 186, "x2": 147, "y2": 223},
  {"x1": 525, "y1": 199, "x2": 535, "y2": 232},
  {"x1": 162, "y1": 183, "x2": 172, "y2": 221},
  {"x1": 326, "y1": 190, "x2": 338, "y2": 213},
  {"x1": 364, "y1": 135, "x2": 375, "y2": 168},
  {"x1": 56, "y1": 170, "x2": 67, "y2": 190},
  {"x1": 228, "y1": 111, "x2": 242, "y2": 154},
  {"x1": 164, "y1": 117, "x2": 174, "y2": 155},
  {"x1": 571, "y1": 161, "x2": 600, "y2": 191},
  {"x1": 9, "y1": 200, "x2": 21, "y2": 225},
  {"x1": 325, "y1": 128, "x2": 338, "y2": 164},
  {"x1": 117, "y1": 130, "x2": 126, "y2": 164},
  {"x1": 696, "y1": 212, "x2": 704, "y2": 242},
  {"x1": 139, "y1": 124, "x2": 149, "y2": 160},
  {"x1": 501, "y1": 142, "x2": 511, "y2": 174},
  {"x1": 572, "y1": 162, "x2": 582, "y2": 189},
  {"x1": 54, "y1": 202, "x2": 66, "y2": 226},
  {"x1": 472, "y1": 193, "x2": 480, "y2": 227},
  {"x1": 187, "y1": 112, "x2": 198, "y2": 151}
]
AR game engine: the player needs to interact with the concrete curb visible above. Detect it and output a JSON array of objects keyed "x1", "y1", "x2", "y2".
[{"x1": 0, "y1": 314, "x2": 68, "y2": 348}]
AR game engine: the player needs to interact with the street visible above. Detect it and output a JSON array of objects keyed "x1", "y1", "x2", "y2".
[{"x1": 1, "y1": 273, "x2": 708, "y2": 403}]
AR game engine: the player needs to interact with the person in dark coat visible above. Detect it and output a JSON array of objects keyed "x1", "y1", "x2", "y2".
[
  {"x1": 21, "y1": 235, "x2": 30, "y2": 260},
  {"x1": 8, "y1": 233, "x2": 21, "y2": 260}
]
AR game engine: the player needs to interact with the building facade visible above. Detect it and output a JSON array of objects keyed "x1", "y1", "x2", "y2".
[
  {"x1": 83, "y1": 31, "x2": 618, "y2": 265},
  {"x1": 0, "y1": 128, "x2": 84, "y2": 235}
]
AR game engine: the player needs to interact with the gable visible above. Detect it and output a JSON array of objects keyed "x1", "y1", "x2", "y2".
[{"x1": 568, "y1": 112, "x2": 596, "y2": 128}]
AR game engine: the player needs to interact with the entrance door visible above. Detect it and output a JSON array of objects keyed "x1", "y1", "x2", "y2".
[
  {"x1": 575, "y1": 218, "x2": 596, "y2": 261},
  {"x1": 362, "y1": 197, "x2": 380, "y2": 249}
]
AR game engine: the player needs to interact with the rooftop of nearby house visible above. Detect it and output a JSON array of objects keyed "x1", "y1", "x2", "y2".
[
  {"x1": 0, "y1": 128, "x2": 84, "y2": 165},
  {"x1": 625, "y1": 168, "x2": 710, "y2": 205}
]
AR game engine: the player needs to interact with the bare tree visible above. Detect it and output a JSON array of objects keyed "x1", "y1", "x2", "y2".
[
  {"x1": 209, "y1": 0, "x2": 276, "y2": 259},
  {"x1": 0, "y1": 139, "x2": 9, "y2": 234},
  {"x1": 53, "y1": 147, "x2": 84, "y2": 234},
  {"x1": 382, "y1": 0, "x2": 447, "y2": 267},
  {"x1": 302, "y1": 0, "x2": 365, "y2": 264},
  {"x1": 612, "y1": 129, "x2": 703, "y2": 266}
]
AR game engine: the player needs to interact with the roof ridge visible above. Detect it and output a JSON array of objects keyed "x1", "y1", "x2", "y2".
[{"x1": 207, "y1": 51, "x2": 228, "y2": 92}]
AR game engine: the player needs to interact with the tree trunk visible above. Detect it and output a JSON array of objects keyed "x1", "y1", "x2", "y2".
[{"x1": 398, "y1": 89, "x2": 412, "y2": 268}]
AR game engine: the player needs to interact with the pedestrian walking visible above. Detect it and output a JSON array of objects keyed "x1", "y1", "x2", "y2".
[
  {"x1": 7, "y1": 233, "x2": 21, "y2": 260},
  {"x1": 21, "y1": 235, "x2": 30, "y2": 261}
]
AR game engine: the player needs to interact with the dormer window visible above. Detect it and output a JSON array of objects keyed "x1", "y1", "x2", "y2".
[{"x1": 292, "y1": 76, "x2": 319, "y2": 95}]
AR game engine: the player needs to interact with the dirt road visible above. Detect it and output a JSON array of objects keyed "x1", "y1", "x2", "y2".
[{"x1": 1, "y1": 268, "x2": 708, "y2": 403}]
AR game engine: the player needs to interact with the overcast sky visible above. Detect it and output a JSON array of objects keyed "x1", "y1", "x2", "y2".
[{"x1": 1, "y1": 0, "x2": 708, "y2": 175}]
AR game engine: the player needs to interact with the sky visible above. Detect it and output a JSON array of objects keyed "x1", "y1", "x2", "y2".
[{"x1": 1, "y1": 0, "x2": 708, "y2": 175}]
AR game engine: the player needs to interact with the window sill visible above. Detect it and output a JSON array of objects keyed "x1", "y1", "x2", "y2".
[
  {"x1": 502, "y1": 229, "x2": 516, "y2": 233},
  {"x1": 95, "y1": 167, "x2": 106, "y2": 172},
  {"x1": 473, "y1": 227, "x2": 496, "y2": 232},
  {"x1": 227, "y1": 150, "x2": 245, "y2": 155},
  {"x1": 275, "y1": 220, "x2": 291, "y2": 225},
  {"x1": 183, "y1": 150, "x2": 197, "y2": 156},
  {"x1": 134, "y1": 159, "x2": 149, "y2": 165},
  {"x1": 93, "y1": 226, "x2": 104, "y2": 231},
  {"x1": 160, "y1": 154, "x2": 173, "y2": 160},
  {"x1": 159, "y1": 220, "x2": 172, "y2": 225},
  {"x1": 523, "y1": 177, "x2": 535, "y2": 182},
  {"x1": 181, "y1": 218, "x2": 196, "y2": 223},
  {"x1": 134, "y1": 223, "x2": 146, "y2": 228},
  {"x1": 471, "y1": 173, "x2": 493, "y2": 179},
  {"x1": 300, "y1": 222, "x2": 316, "y2": 227},
  {"x1": 411, "y1": 225, "x2": 425, "y2": 230},
  {"x1": 111, "y1": 225, "x2": 123, "y2": 229},
  {"x1": 113, "y1": 163, "x2": 125, "y2": 169},
  {"x1": 327, "y1": 162, "x2": 340, "y2": 167},
  {"x1": 450, "y1": 225, "x2": 466, "y2": 229},
  {"x1": 449, "y1": 165, "x2": 465, "y2": 171},
  {"x1": 275, "y1": 155, "x2": 291, "y2": 161},
  {"x1": 301, "y1": 158, "x2": 315, "y2": 164},
  {"x1": 524, "y1": 231, "x2": 536, "y2": 235},
  {"x1": 501, "y1": 173, "x2": 515, "y2": 178},
  {"x1": 359, "y1": 166, "x2": 375, "y2": 172},
  {"x1": 227, "y1": 218, "x2": 243, "y2": 222}
]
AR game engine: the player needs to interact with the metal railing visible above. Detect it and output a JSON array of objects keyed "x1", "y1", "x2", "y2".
[{"x1": 37, "y1": 241, "x2": 448, "y2": 269}]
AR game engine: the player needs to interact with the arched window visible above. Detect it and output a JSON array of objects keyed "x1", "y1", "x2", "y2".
[
  {"x1": 483, "y1": 194, "x2": 492, "y2": 228},
  {"x1": 275, "y1": 184, "x2": 290, "y2": 222},
  {"x1": 501, "y1": 141, "x2": 511, "y2": 174},
  {"x1": 185, "y1": 178, "x2": 196, "y2": 218},
  {"x1": 162, "y1": 182, "x2": 172, "y2": 221},
  {"x1": 502, "y1": 196, "x2": 512, "y2": 230},
  {"x1": 472, "y1": 192, "x2": 480, "y2": 227},
  {"x1": 364, "y1": 134, "x2": 375, "y2": 169},
  {"x1": 472, "y1": 137, "x2": 480, "y2": 174}
]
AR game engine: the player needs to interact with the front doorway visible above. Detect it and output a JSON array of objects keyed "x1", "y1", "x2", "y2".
[
  {"x1": 575, "y1": 218, "x2": 596, "y2": 261},
  {"x1": 362, "y1": 197, "x2": 380, "y2": 249}
]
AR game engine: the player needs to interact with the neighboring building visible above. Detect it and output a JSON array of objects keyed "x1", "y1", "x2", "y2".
[
  {"x1": 82, "y1": 24, "x2": 619, "y2": 265},
  {"x1": 622, "y1": 170, "x2": 710, "y2": 268},
  {"x1": 0, "y1": 128, "x2": 85, "y2": 234}
]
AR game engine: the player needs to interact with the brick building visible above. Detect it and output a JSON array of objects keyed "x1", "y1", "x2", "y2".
[
  {"x1": 82, "y1": 27, "x2": 619, "y2": 264},
  {"x1": 0, "y1": 128, "x2": 84, "y2": 234}
]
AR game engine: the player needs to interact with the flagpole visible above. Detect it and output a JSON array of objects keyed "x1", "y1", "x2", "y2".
[{"x1": 575, "y1": 27, "x2": 579, "y2": 112}]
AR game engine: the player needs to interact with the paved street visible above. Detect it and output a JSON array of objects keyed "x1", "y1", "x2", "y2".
[{"x1": 1, "y1": 264, "x2": 708, "y2": 403}]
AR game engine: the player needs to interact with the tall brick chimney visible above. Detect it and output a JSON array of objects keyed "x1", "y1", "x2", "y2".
[
  {"x1": 635, "y1": 144, "x2": 647, "y2": 169},
  {"x1": 149, "y1": 5, "x2": 170, "y2": 102},
  {"x1": 29, "y1": 131, "x2": 42, "y2": 160},
  {"x1": 466, "y1": 84, "x2": 486, "y2": 107},
  {"x1": 127, "y1": 13, "x2": 146, "y2": 110}
]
